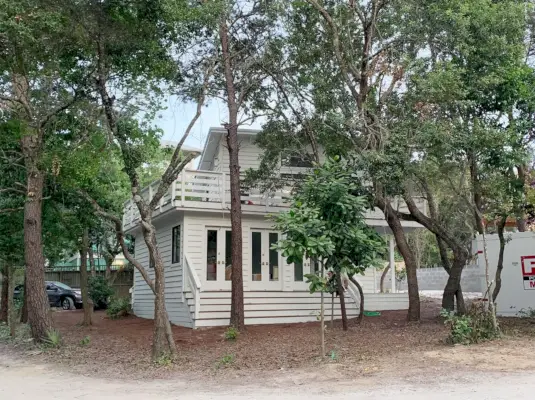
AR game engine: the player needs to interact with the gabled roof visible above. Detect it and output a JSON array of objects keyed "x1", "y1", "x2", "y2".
[
  {"x1": 198, "y1": 126, "x2": 260, "y2": 170},
  {"x1": 160, "y1": 140, "x2": 203, "y2": 154}
]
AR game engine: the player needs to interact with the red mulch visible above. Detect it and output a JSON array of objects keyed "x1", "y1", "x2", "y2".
[{"x1": 38, "y1": 298, "x2": 449, "y2": 379}]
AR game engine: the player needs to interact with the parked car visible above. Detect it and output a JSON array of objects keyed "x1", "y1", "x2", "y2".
[{"x1": 14, "y1": 281, "x2": 83, "y2": 310}]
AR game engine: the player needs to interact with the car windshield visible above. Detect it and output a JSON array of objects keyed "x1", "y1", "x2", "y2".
[{"x1": 53, "y1": 282, "x2": 72, "y2": 291}]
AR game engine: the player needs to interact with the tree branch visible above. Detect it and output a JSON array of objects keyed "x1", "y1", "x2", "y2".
[
  {"x1": 79, "y1": 190, "x2": 155, "y2": 294},
  {"x1": 0, "y1": 207, "x2": 24, "y2": 214}
]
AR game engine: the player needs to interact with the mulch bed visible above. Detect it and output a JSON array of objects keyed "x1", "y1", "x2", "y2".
[{"x1": 39, "y1": 297, "x2": 450, "y2": 379}]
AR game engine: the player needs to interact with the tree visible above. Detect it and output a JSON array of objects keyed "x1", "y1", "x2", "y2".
[
  {"x1": 274, "y1": 158, "x2": 386, "y2": 333},
  {"x1": 0, "y1": 0, "x2": 87, "y2": 340},
  {"x1": 211, "y1": 0, "x2": 279, "y2": 330},
  {"x1": 62, "y1": 0, "x2": 214, "y2": 359}
]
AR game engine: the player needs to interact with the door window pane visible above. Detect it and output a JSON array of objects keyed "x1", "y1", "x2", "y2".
[
  {"x1": 225, "y1": 230, "x2": 232, "y2": 281},
  {"x1": 294, "y1": 260, "x2": 303, "y2": 281},
  {"x1": 172, "y1": 225, "x2": 181, "y2": 264},
  {"x1": 252, "y1": 231, "x2": 262, "y2": 281},
  {"x1": 312, "y1": 258, "x2": 320, "y2": 275},
  {"x1": 206, "y1": 230, "x2": 217, "y2": 281},
  {"x1": 269, "y1": 233, "x2": 279, "y2": 281}
]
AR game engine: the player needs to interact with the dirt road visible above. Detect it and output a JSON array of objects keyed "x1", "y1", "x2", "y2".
[{"x1": 1, "y1": 352, "x2": 534, "y2": 400}]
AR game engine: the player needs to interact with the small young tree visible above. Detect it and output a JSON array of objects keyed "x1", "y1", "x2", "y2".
[{"x1": 273, "y1": 158, "x2": 386, "y2": 336}]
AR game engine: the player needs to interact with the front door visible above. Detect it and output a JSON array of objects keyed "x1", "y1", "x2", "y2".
[
  {"x1": 204, "y1": 227, "x2": 232, "y2": 290},
  {"x1": 250, "y1": 230, "x2": 282, "y2": 290}
]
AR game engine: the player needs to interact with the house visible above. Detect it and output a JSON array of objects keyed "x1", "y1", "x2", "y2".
[{"x1": 123, "y1": 127, "x2": 426, "y2": 328}]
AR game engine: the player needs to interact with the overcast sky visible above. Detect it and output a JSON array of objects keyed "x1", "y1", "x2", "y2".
[{"x1": 154, "y1": 96, "x2": 262, "y2": 151}]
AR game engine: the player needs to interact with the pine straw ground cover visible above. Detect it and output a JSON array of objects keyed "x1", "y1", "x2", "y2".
[
  {"x1": 28, "y1": 298, "x2": 448, "y2": 379},
  {"x1": 7, "y1": 297, "x2": 534, "y2": 380}
]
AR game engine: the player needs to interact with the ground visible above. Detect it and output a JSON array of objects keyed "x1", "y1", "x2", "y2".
[{"x1": 1, "y1": 295, "x2": 535, "y2": 398}]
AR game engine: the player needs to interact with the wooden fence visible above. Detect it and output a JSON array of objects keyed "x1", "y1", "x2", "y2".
[{"x1": 44, "y1": 269, "x2": 133, "y2": 299}]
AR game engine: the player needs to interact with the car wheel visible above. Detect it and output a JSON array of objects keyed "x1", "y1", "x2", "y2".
[{"x1": 61, "y1": 297, "x2": 75, "y2": 310}]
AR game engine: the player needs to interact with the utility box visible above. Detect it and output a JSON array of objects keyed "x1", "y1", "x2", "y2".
[{"x1": 474, "y1": 232, "x2": 535, "y2": 316}]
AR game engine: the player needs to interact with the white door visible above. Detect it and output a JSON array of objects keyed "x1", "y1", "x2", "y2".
[
  {"x1": 204, "y1": 227, "x2": 232, "y2": 290},
  {"x1": 290, "y1": 257, "x2": 321, "y2": 290},
  {"x1": 250, "y1": 230, "x2": 283, "y2": 290}
]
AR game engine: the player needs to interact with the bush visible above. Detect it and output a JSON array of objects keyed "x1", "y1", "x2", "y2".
[
  {"x1": 43, "y1": 329, "x2": 62, "y2": 349},
  {"x1": 441, "y1": 302, "x2": 499, "y2": 345},
  {"x1": 88, "y1": 276, "x2": 114, "y2": 309},
  {"x1": 224, "y1": 326, "x2": 239, "y2": 341},
  {"x1": 106, "y1": 297, "x2": 131, "y2": 319}
]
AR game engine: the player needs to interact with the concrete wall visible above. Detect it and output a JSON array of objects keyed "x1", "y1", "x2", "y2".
[{"x1": 398, "y1": 265, "x2": 483, "y2": 293}]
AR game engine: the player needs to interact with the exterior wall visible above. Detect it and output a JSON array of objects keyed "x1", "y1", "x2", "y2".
[
  {"x1": 132, "y1": 213, "x2": 194, "y2": 328},
  {"x1": 181, "y1": 210, "x2": 408, "y2": 328},
  {"x1": 474, "y1": 232, "x2": 535, "y2": 316},
  {"x1": 219, "y1": 135, "x2": 262, "y2": 175},
  {"x1": 397, "y1": 265, "x2": 483, "y2": 293},
  {"x1": 191, "y1": 291, "x2": 408, "y2": 327}
]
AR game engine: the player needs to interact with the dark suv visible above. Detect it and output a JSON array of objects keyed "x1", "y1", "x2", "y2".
[{"x1": 14, "y1": 281, "x2": 83, "y2": 310}]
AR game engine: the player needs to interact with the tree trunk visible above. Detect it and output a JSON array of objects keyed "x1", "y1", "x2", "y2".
[
  {"x1": 219, "y1": 19, "x2": 245, "y2": 331},
  {"x1": 442, "y1": 250, "x2": 467, "y2": 314},
  {"x1": 7, "y1": 265, "x2": 15, "y2": 337},
  {"x1": 0, "y1": 269, "x2": 8, "y2": 323},
  {"x1": 516, "y1": 164, "x2": 527, "y2": 232},
  {"x1": 142, "y1": 227, "x2": 177, "y2": 360},
  {"x1": 20, "y1": 271, "x2": 28, "y2": 324},
  {"x1": 376, "y1": 196, "x2": 420, "y2": 321},
  {"x1": 379, "y1": 265, "x2": 390, "y2": 293},
  {"x1": 22, "y1": 134, "x2": 53, "y2": 341},
  {"x1": 492, "y1": 216, "x2": 508, "y2": 302},
  {"x1": 320, "y1": 262, "x2": 325, "y2": 358},
  {"x1": 336, "y1": 273, "x2": 348, "y2": 331},
  {"x1": 436, "y1": 235, "x2": 451, "y2": 273},
  {"x1": 80, "y1": 229, "x2": 93, "y2": 326},
  {"x1": 348, "y1": 276, "x2": 364, "y2": 323},
  {"x1": 88, "y1": 244, "x2": 96, "y2": 277},
  {"x1": 469, "y1": 152, "x2": 485, "y2": 234},
  {"x1": 104, "y1": 257, "x2": 113, "y2": 280}
]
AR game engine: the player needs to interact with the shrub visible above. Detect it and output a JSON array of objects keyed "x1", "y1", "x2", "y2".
[
  {"x1": 79, "y1": 336, "x2": 91, "y2": 346},
  {"x1": 43, "y1": 329, "x2": 62, "y2": 349},
  {"x1": 216, "y1": 354, "x2": 235, "y2": 369},
  {"x1": 106, "y1": 297, "x2": 131, "y2": 319},
  {"x1": 517, "y1": 308, "x2": 535, "y2": 318},
  {"x1": 88, "y1": 276, "x2": 114, "y2": 309},
  {"x1": 154, "y1": 353, "x2": 174, "y2": 367},
  {"x1": 441, "y1": 302, "x2": 499, "y2": 345},
  {"x1": 224, "y1": 326, "x2": 239, "y2": 341}
]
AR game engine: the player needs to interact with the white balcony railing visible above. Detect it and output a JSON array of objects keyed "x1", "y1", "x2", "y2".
[
  {"x1": 122, "y1": 169, "x2": 427, "y2": 230},
  {"x1": 123, "y1": 169, "x2": 293, "y2": 228}
]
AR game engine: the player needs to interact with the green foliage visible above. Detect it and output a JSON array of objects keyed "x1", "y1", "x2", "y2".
[
  {"x1": 79, "y1": 336, "x2": 91, "y2": 346},
  {"x1": 441, "y1": 304, "x2": 499, "y2": 345},
  {"x1": 106, "y1": 297, "x2": 131, "y2": 320},
  {"x1": 216, "y1": 354, "x2": 235, "y2": 369},
  {"x1": 224, "y1": 326, "x2": 239, "y2": 341},
  {"x1": 42, "y1": 329, "x2": 62, "y2": 349},
  {"x1": 517, "y1": 308, "x2": 535, "y2": 319},
  {"x1": 154, "y1": 353, "x2": 174, "y2": 367},
  {"x1": 273, "y1": 158, "x2": 386, "y2": 292},
  {"x1": 88, "y1": 276, "x2": 114, "y2": 309}
]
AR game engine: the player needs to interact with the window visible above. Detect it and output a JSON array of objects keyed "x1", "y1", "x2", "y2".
[
  {"x1": 225, "y1": 230, "x2": 232, "y2": 281},
  {"x1": 251, "y1": 231, "x2": 262, "y2": 281},
  {"x1": 283, "y1": 152, "x2": 314, "y2": 168},
  {"x1": 172, "y1": 225, "x2": 181, "y2": 264},
  {"x1": 206, "y1": 230, "x2": 217, "y2": 281},
  {"x1": 269, "y1": 233, "x2": 279, "y2": 281},
  {"x1": 294, "y1": 260, "x2": 304, "y2": 281}
]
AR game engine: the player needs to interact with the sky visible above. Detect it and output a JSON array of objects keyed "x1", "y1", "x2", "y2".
[{"x1": 154, "y1": 96, "x2": 262, "y2": 151}]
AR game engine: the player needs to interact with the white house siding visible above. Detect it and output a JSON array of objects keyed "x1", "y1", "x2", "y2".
[
  {"x1": 132, "y1": 213, "x2": 194, "y2": 328},
  {"x1": 190, "y1": 292, "x2": 408, "y2": 327},
  {"x1": 220, "y1": 135, "x2": 263, "y2": 175},
  {"x1": 182, "y1": 210, "x2": 409, "y2": 328}
]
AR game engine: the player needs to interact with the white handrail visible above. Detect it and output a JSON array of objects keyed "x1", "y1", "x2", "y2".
[
  {"x1": 347, "y1": 278, "x2": 361, "y2": 310},
  {"x1": 184, "y1": 254, "x2": 201, "y2": 320}
]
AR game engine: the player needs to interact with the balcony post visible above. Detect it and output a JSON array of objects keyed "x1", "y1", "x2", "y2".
[
  {"x1": 221, "y1": 172, "x2": 226, "y2": 208},
  {"x1": 181, "y1": 171, "x2": 186, "y2": 206},
  {"x1": 171, "y1": 180, "x2": 177, "y2": 207}
]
